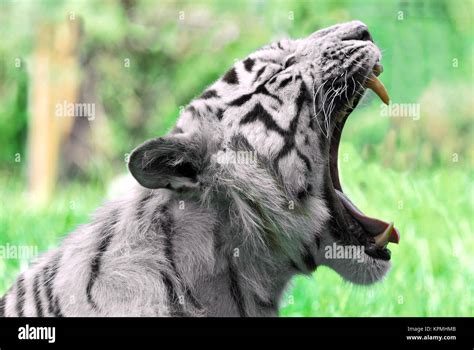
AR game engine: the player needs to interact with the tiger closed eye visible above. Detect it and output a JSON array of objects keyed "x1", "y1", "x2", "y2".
[{"x1": 284, "y1": 55, "x2": 296, "y2": 68}]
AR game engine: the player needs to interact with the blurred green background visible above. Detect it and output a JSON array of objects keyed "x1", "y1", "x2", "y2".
[{"x1": 0, "y1": 0, "x2": 472, "y2": 316}]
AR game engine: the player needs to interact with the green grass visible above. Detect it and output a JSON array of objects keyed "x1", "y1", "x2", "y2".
[
  {"x1": 1, "y1": 144, "x2": 472, "y2": 317},
  {"x1": 0, "y1": 179, "x2": 107, "y2": 293}
]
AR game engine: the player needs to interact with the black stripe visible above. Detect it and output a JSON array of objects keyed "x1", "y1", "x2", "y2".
[
  {"x1": 199, "y1": 89, "x2": 219, "y2": 99},
  {"x1": 240, "y1": 103, "x2": 287, "y2": 136},
  {"x1": 159, "y1": 206, "x2": 203, "y2": 314},
  {"x1": 243, "y1": 57, "x2": 255, "y2": 72},
  {"x1": 159, "y1": 206, "x2": 174, "y2": 244},
  {"x1": 185, "y1": 288, "x2": 202, "y2": 311},
  {"x1": 162, "y1": 273, "x2": 184, "y2": 317},
  {"x1": 297, "y1": 183, "x2": 312, "y2": 200},
  {"x1": 86, "y1": 210, "x2": 119, "y2": 310},
  {"x1": 289, "y1": 259, "x2": 301, "y2": 272},
  {"x1": 304, "y1": 135, "x2": 310, "y2": 145},
  {"x1": 16, "y1": 275, "x2": 26, "y2": 317},
  {"x1": 289, "y1": 82, "x2": 311, "y2": 133},
  {"x1": 258, "y1": 57, "x2": 281, "y2": 65},
  {"x1": 136, "y1": 191, "x2": 153, "y2": 220},
  {"x1": 43, "y1": 263, "x2": 54, "y2": 314},
  {"x1": 290, "y1": 83, "x2": 312, "y2": 171},
  {"x1": 274, "y1": 141, "x2": 294, "y2": 171},
  {"x1": 223, "y1": 67, "x2": 239, "y2": 84},
  {"x1": 274, "y1": 82, "x2": 313, "y2": 171},
  {"x1": 187, "y1": 105, "x2": 197, "y2": 116},
  {"x1": 54, "y1": 297, "x2": 63, "y2": 317},
  {"x1": 315, "y1": 235, "x2": 321, "y2": 249},
  {"x1": 0, "y1": 296, "x2": 5, "y2": 317},
  {"x1": 228, "y1": 259, "x2": 247, "y2": 317},
  {"x1": 254, "y1": 66, "x2": 266, "y2": 81},
  {"x1": 254, "y1": 294, "x2": 276, "y2": 310},
  {"x1": 268, "y1": 75, "x2": 278, "y2": 85},
  {"x1": 32, "y1": 273, "x2": 44, "y2": 317},
  {"x1": 43, "y1": 253, "x2": 63, "y2": 316},
  {"x1": 290, "y1": 243, "x2": 317, "y2": 274},
  {"x1": 158, "y1": 206, "x2": 188, "y2": 316},
  {"x1": 308, "y1": 115, "x2": 316, "y2": 131},
  {"x1": 229, "y1": 134, "x2": 258, "y2": 158},
  {"x1": 278, "y1": 76, "x2": 293, "y2": 88},
  {"x1": 284, "y1": 56, "x2": 296, "y2": 68},
  {"x1": 216, "y1": 108, "x2": 224, "y2": 120},
  {"x1": 239, "y1": 102, "x2": 313, "y2": 173},
  {"x1": 296, "y1": 149, "x2": 312, "y2": 171},
  {"x1": 212, "y1": 222, "x2": 224, "y2": 255},
  {"x1": 255, "y1": 84, "x2": 283, "y2": 104},
  {"x1": 301, "y1": 244, "x2": 317, "y2": 271},
  {"x1": 229, "y1": 92, "x2": 253, "y2": 107},
  {"x1": 229, "y1": 83, "x2": 282, "y2": 107}
]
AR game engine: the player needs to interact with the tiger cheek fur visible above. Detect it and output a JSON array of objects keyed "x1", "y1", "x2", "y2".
[{"x1": 1, "y1": 21, "x2": 392, "y2": 317}]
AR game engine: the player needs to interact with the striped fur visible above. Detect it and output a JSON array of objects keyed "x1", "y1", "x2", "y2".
[{"x1": 1, "y1": 21, "x2": 392, "y2": 317}]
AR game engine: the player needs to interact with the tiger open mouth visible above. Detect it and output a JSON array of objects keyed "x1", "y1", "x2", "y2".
[{"x1": 328, "y1": 62, "x2": 400, "y2": 261}]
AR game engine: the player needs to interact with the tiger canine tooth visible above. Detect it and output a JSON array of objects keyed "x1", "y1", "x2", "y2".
[
  {"x1": 365, "y1": 74, "x2": 390, "y2": 105},
  {"x1": 374, "y1": 222, "x2": 394, "y2": 247}
]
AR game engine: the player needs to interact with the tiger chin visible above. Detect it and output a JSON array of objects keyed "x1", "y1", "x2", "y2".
[{"x1": 1, "y1": 20, "x2": 400, "y2": 317}]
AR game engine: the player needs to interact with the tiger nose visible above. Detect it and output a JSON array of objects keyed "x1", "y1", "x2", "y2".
[{"x1": 342, "y1": 24, "x2": 373, "y2": 42}]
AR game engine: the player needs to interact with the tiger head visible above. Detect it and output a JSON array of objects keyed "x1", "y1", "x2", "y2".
[{"x1": 129, "y1": 21, "x2": 400, "y2": 286}]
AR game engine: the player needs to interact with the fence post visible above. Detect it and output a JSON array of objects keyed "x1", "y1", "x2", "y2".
[{"x1": 28, "y1": 18, "x2": 81, "y2": 204}]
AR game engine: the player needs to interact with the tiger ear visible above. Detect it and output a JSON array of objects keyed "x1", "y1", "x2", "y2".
[{"x1": 128, "y1": 136, "x2": 204, "y2": 190}]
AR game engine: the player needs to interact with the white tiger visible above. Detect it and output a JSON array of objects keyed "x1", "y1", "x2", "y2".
[{"x1": 1, "y1": 20, "x2": 400, "y2": 317}]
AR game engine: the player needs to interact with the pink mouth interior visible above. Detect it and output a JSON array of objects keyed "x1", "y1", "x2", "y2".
[{"x1": 336, "y1": 190, "x2": 400, "y2": 243}]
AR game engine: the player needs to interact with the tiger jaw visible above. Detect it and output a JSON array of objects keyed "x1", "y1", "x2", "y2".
[{"x1": 326, "y1": 61, "x2": 400, "y2": 266}]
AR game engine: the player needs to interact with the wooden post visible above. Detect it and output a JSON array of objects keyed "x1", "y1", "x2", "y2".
[{"x1": 28, "y1": 18, "x2": 81, "y2": 204}]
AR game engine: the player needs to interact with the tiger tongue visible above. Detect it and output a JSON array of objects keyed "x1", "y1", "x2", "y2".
[
  {"x1": 365, "y1": 74, "x2": 390, "y2": 105},
  {"x1": 335, "y1": 190, "x2": 400, "y2": 245}
]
